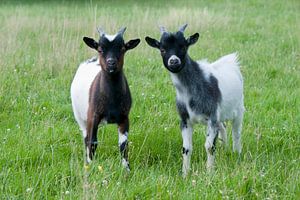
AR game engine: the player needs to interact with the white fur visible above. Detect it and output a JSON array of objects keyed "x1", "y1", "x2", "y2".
[
  {"x1": 168, "y1": 55, "x2": 181, "y2": 66},
  {"x1": 118, "y1": 131, "x2": 130, "y2": 171},
  {"x1": 202, "y1": 53, "x2": 244, "y2": 168},
  {"x1": 71, "y1": 58, "x2": 101, "y2": 137},
  {"x1": 105, "y1": 34, "x2": 117, "y2": 42},
  {"x1": 197, "y1": 53, "x2": 244, "y2": 122},
  {"x1": 181, "y1": 123, "x2": 193, "y2": 177},
  {"x1": 118, "y1": 131, "x2": 128, "y2": 146},
  {"x1": 218, "y1": 122, "x2": 228, "y2": 146},
  {"x1": 172, "y1": 53, "x2": 244, "y2": 173},
  {"x1": 86, "y1": 147, "x2": 92, "y2": 163},
  {"x1": 122, "y1": 158, "x2": 130, "y2": 171},
  {"x1": 205, "y1": 120, "x2": 218, "y2": 169}
]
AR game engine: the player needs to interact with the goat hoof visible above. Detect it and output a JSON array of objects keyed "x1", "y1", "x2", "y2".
[{"x1": 121, "y1": 159, "x2": 130, "y2": 172}]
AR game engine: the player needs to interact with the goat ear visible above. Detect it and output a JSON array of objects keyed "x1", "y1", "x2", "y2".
[
  {"x1": 186, "y1": 33, "x2": 199, "y2": 46},
  {"x1": 125, "y1": 39, "x2": 141, "y2": 51},
  {"x1": 83, "y1": 37, "x2": 99, "y2": 50},
  {"x1": 145, "y1": 36, "x2": 160, "y2": 49}
]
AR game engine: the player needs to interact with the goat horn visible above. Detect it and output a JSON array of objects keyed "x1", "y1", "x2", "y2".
[
  {"x1": 159, "y1": 25, "x2": 167, "y2": 35},
  {"x1": 118, "y1": 27, "x2": 127, "y2": 37},
  {"x1": 97, "y1": 27, "x2": 105, "y2": 37},
  {"x1": 179, "y1": 23, "x2": 188, "y2": 33}
]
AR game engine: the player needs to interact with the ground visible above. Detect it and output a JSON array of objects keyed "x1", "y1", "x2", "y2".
[{"x1": 0, "y1": 0, "x2": 299, "y2": 199}]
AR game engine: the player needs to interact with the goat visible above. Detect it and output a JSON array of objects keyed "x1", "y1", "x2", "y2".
[
  {"x1": 71, "y1": 27, "x2": 140, "y2": 171},
  {"x1": 145, "y1": 24, "x2": 244, "y2": 176}
]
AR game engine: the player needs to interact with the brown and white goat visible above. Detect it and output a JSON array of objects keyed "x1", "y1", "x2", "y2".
[{"x1": 71, "y1": 27, "x2": 140, "y2": 171}]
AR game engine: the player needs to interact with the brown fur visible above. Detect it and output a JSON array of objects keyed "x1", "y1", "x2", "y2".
[
  {"x1": 81, "y1": 31, "x2": 140, "y2": 168},
  {"x1": 85, "y1": 64, "x2": 131, "y2": 161}
]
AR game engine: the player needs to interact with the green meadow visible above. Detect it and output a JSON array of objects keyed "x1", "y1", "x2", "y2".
[{"x1": 0, "y1": 0, "x2": 299, "y2": 199}]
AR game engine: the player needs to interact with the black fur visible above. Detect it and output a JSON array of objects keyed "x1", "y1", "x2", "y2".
[
  {"x1": 177, "y1": 101, "x2": 189, "y2": 129},
  {"x1": 99, "y1": 35, "x2": 125, "y2": 61},
  {"x1": 91, "y1": 71, "x2": 132, "y2": 124},
  {"x1": 84, "y1": 34, "x2": 140, "y2": 74},
  {"x1": 145, "y1": 32, "x2": 199, "y2": 73},
  {"x1": 176, "y1": 57, "x2": 221, "y2": 118},
  {"x1": 120, "y1": 141, "x2": 128, "y2": 155},
  {"x1": 182, "y1": 147, "x2": 189, "y2": 155},
  {"x1": 145, "y1": 31, "x2": 221, "y2": 119}
]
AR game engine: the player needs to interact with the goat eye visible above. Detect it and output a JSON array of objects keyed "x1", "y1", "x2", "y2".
[
  {"x1": 97, "y1": 47, "x2": 103, "y2": 54},
  {"x1": 180, "y1": 45, "x2": 186, "y2": 51},
  {"x1": 160, "y1": 48, "x2": 166, "y2": 54}
]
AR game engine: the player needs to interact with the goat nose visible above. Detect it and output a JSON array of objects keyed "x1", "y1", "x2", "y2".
[
  {"x1": 107, "y1": 59, "x2": 116, "y2": 66},
  {"x1": 170, "y1": 58, "x2": 179, "y2": 65},
  {"x1": 168, "y1": 55, "x2": 181, "y2": 66}
]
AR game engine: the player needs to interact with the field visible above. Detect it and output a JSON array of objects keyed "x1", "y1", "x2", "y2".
[{"x1": 0, "y1": 0, "x2": 299, "y2": 199}]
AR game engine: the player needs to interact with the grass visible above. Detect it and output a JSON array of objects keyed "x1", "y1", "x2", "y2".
[{"x1": 0, "y1": 0, "x2": 299, "y2": 199}]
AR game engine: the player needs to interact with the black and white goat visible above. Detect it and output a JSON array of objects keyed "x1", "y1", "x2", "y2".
[
  {"x1": 145, "y1": 24, "x2": 244, "y2": 176},
  {"x1": 71, "y1": 27, "x2": 140, "y2": 171}
]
